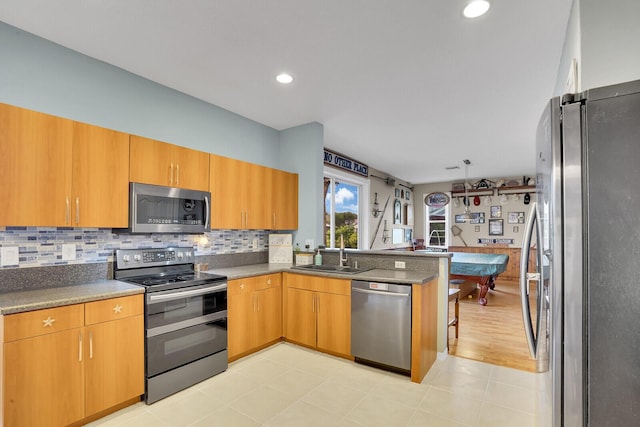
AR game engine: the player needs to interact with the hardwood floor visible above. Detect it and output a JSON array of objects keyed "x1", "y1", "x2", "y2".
[{"x1": 447, "y1": 279, "x2": 537, "y2": 372}]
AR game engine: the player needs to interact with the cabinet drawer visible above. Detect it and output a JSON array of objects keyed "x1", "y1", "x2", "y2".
[
  {"x1": 85, "y1": 294, "x2": 143, "y2": 325},
  {"x1": 284, "y1": 273, "x2": 350, "y2": 295},
  {"x1": 3, "y1": 304, "x2": 85, "y2": 342},
  {"x1": 254, "y1": 273, "x2": 281, "y2": 291}
]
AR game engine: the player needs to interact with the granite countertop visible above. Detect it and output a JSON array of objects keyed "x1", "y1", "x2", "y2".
[
  {"x1": 207, "y1": 264, "x2": 437, "y2": 285},
  {"x1": 0, "y1": 280, "x2": 145, "y2": 315}
]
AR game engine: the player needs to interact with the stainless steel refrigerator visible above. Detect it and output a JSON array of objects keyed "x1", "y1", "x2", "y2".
[{"x1": 521, "y1": 79, "x2": 640, "y2": 426}]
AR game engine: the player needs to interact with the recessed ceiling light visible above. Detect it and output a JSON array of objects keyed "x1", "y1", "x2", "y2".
[
  {"x1": 276, "y1": 73, "x2": 293, "y2": 84},
  {"x1": 463, "y1": 0, "x2": 490, "y2": 18}
]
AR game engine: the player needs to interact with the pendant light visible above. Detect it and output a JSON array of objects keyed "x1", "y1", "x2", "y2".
[{"x1": 459, "y1": 159, "x2": 473, "y2": 221}]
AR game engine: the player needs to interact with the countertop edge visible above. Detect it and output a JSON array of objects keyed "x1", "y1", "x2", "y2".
[{"x1": 0, "y1": 281, "x2": 145, "y2": 315}]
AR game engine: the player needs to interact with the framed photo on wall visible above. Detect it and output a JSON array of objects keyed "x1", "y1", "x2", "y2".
[
  {"x1": 490, "y1": 205, "x2": 502, "y2": 218},
  {"x1": 508, "y1": 211, "x2": 526, "y2": 224},
  {"x1": 489, "y1": 219, "x2": 504, "y2": 236}
]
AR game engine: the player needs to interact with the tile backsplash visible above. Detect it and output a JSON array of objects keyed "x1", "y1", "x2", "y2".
[{"x1": 0, "y1": 227, "x2": 270, "y2": 269}]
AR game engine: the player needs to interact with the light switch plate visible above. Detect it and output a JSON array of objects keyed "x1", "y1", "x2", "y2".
[
  {"x1": 394, "y1": 261, "x2": 406, "y2": 269},
  {"x1": 1, "y1": 246, "x2": 19, "y2": 267},
  {"x1": 62, "y1": 243, "x2": 76, "y2": 261}
]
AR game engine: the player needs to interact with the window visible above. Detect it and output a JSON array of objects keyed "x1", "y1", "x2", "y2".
[
  {"x1": 323, "y1": 170, "x2": 368, "y2": 249},
  {"x1": 425, "y1": 200, "x2": 450, "y2": 248}
]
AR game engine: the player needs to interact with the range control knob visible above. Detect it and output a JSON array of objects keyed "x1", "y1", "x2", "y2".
[
  {"x1": 122, "y1": 255, "x2": 131, "y2": 263},
  {"x1": 133, "y1": 254, "x2": 142, "y2": 262},
  {"x1": 177, "y1": 252, "x2": 184, "y2": 259}
]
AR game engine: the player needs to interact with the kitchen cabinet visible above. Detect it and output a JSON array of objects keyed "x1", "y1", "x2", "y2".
[
  {"x1": 2, "y1": 295, "x2": 144, "y2": 427},
  {"x1": 210, "y1": 154, "x2": 269, "y2": 229},
  {"x1": 283, "y1": 273, "x2": 351, "y2": 357},
  {"x1": 270, "y1": 168, "x2": 299, "y2": 230},
  {"x1": 0, "y1": 103, "x2": 130, "y2": 227},
  {"x1": 228, "y1": 274, "x2": 282, "y2": 360},
  {"x1": 130, "y1": 135, "x2": 210, "y2": 191}
]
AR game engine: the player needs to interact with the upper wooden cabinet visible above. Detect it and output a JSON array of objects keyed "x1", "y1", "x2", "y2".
[
  {"x1": 271, "y1": 168, "x2": 299, "y2": 230},
  {"x1": 0, "y1": 103, "x2": 129, "y2": 227},
  {"x1": 130, "y1": 135, "x2": 210, "y2": 191},
  {"x1": 210, "y1": 154, "x2": 298, "y2": 230}
]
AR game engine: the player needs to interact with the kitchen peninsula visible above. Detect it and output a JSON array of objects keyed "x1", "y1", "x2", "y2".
[{"x1": 207, "y1": 249, "x2": 451, "y2": 383}]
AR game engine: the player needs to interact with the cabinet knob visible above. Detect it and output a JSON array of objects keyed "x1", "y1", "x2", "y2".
[
  {"x1": 240, "y1": 283, "x2": 245, "y2": 290},
  {"x1": 267, "y1": 278, "x2": 271, "y2": 285},
  {"x1": 113, "y1": 304, "x2": 123, "y2": 314},
  {"x1": 42, "y1": 316, "x2": 56, "y2": 327}
]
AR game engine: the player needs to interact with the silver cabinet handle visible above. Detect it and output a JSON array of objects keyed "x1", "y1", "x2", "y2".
[
  {"x1": 89, "y1": 331, "x2": 93, "y2": 359},
  {"x1": 169, "y1": 163, "x2": 174, "y2": 185},
  {"x1": 78, "y1": 332, "x2": 83, "y2": 362},
  {"x1": 176, "y1": 164, "x2": 180, "y2": 185},
  {"x1": 75, "y1": 197, "x2": 80, "y2": 225},
  {"x1": 66, "y1": 197, "x2": 70, "y2": 224},
  {"x1": 273, "y1": 212, "x2": 276, "y2": 228}
]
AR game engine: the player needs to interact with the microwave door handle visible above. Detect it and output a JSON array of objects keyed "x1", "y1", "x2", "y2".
[
  {"x1": 204, "y1": 195, "x2": 210, "y2": 229},
  {"x1": 520, "y1": 202, "x2": 538, "y2": 358}
]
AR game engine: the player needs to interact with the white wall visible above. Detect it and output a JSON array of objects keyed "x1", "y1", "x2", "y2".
[{"x1": 556, "y1": 0, "x2": 640, "y2": 94}]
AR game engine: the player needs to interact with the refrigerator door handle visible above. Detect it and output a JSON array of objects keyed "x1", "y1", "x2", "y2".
[{"x1": 520, "y1": 202, "x2": 537, "y2": 358}]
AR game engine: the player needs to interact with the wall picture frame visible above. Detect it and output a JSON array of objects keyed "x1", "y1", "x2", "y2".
[
  {"x1": 490, "y1": 205, "x2": 502, "y2": 218},
  {"x1": 489, "y1": 219, "x2": 504, "y2": 236},
  {"x1": 508, "y1": 211, "x2": 526, "y2": 224}
]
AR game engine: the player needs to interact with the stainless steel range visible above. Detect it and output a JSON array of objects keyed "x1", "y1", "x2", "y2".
[{"x1": 114, "y1": 247, "x2": 228, "y2": 404}]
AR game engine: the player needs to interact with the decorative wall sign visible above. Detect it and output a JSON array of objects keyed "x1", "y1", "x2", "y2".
[
  {"x1": 508, "y1": 212, "x2": 525, "y2": 224},
  {"x1": 424, "y1": 192, "x2": 450, "y2": 207},
  {"x1": 323, "y1": 149, "x2": 368, "y2": 177},
  {"x1": 454, "y1": 212, "x2": 485, "y2": 224},
  {"x1": 489, "y1": 219, "x2": 504, "y2": 235},
  {"x1": 477, "y1": 238, "x2": 515, "y2": 245}
]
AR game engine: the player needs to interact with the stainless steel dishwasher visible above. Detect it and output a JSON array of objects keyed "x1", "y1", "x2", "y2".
[{"x1": 351, "y1": 280, "x2": 412, "y2": 373}]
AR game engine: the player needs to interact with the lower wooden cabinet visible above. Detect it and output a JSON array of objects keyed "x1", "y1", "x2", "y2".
[
  {"x1": 2, "y1": 294, "x2": 144, "y2": 427},
  {"x1": 228, "y1": 274, "x2": 282, "y2": 360},
  {"x1": 283, "y1": 273, "x2": 351, "y2": 357}
]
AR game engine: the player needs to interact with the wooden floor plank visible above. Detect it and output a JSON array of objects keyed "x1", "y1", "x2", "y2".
[{"x1": 447, "y1": 280, "x2": 537, "y2": 372}]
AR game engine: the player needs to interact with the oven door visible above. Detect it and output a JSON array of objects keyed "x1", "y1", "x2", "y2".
[{"x1": 146, "y1": 282, "x2": 227, "y2": 377}]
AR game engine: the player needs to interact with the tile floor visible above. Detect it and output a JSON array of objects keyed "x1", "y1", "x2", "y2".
[{"x1": 87, "y1": 343, "x2": 550, "y2": 427}]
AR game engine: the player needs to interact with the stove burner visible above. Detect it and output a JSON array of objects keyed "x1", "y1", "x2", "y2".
[{"x1": 142, "y1": 277, "x2": 182, "y2": 286}]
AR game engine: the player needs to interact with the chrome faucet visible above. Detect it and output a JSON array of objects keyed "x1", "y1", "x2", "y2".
[{"x1": 339, "y1": 234, "x2": 348, "y2": 267}]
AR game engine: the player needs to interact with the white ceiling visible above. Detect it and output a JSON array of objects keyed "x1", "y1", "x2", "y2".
[{"x1": 0, "y1": 0, "x2": 573, "y2": 185}]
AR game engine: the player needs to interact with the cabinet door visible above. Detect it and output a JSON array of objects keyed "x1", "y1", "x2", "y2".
[
  {"x1": 129, "y1": 135, "x2": 175, "y2": 186},
  {"x1": 255, "y1": 284, "x2": 282, "y2": 346},
  {"x1": 210, "y1": 155, "x2": 247, "y2": 229},
  {"x1": 245, "y1": 163, "x2": 269, "y2": 229},
  {"x1": 316, "y1": 292, "x2": 351, "y2": 356},
  {"x1": 4, "y1": 328, "x2": 85, "y2": 427},
  {"x1": 173, "y1": 145, "x2": 210, "y2": 191},
  {"x1": 0, "y1": 103, "x2": 73, "y2": 226},
  {"x1": 85, "y1": 315, "x2": 144, "y2": 416},
  {"x1": 72, "y1": 122, "x2": 130, "y2": 227},
  {"x1": 227, "y1": 278, "x2": 255, "y2": 359},
  {"x1": 272, "y1": 169, "x2": 298, "y2": 230},
  {"x1": 285, "y1": 287, "x2": 316, "y2": 348}
]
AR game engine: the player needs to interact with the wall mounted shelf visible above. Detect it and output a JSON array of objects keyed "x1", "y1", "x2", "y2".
[
  {"x1": 496, "y1": 185, "x2": 536, "y2": 195},
  {"x1": 450, "y1": 188, "x2": 495, "y2": 197}
]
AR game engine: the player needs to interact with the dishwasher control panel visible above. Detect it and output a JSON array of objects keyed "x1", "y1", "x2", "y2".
[{"x1": 369, "y1": 282, "x2": 389, "y2": 291}]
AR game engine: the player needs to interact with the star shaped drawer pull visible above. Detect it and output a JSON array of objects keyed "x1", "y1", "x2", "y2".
[
  {"x1": 113, "y1": 304, "x2": 123, "y2": 314},
  {"x1": 42, "y1": 316, "x2": 55, "y2": 327}
]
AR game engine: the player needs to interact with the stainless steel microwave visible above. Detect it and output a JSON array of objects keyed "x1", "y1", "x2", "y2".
[{"x1": 118, "y1": 183, "x2": 210, "y2": 234}]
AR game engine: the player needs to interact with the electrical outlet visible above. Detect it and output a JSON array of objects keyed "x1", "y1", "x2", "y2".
[
  {"x1": 1, "y1": 246, "x2": 19, "y2": 267},
  {"x1": 62, "y1": 243, "x2": 76, "y2": 261},
  {"x1": 394, "y1": 261, "x2": 406, "y2": 269},
  {"x1": 305, "y1": 239, "x2": 315, "y2": 250},
  {"x1": 252, "y1": 239, "x2": 259, "y2": 249}
]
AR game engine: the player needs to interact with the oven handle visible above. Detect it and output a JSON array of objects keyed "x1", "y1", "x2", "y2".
[
  {"x1": 204, "y1": 195, "x2": 210, "y2": 229},
  {"x1": 146, "y1": 310, "x2": 227, "y2": 337},
  {"x1": 148, "y1": 282, "x2": 227, "y2": 303}
]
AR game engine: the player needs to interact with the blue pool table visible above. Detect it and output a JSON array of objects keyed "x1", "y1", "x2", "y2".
[{"x1": 450, "y1": 252, "x2": 509, "y2": 306}]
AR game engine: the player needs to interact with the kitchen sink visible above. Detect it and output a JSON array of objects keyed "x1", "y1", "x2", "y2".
[{"x1": 291, "y1": 264, "x2": 373, "y2": 275}]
